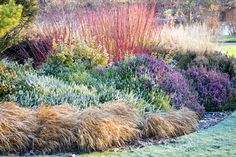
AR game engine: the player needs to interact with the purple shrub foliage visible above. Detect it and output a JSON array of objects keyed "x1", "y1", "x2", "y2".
[
  {"x1": 134, "y1": 55, "x2": 204, "y2": 115},
  {"x1": 186, "y1": 65, "x2": 235, "y2": 111},
  {"x1": 1, "y1": 36, "x2": 53, "y2": 68}
]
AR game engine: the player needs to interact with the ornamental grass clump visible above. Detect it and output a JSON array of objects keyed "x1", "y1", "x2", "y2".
[
  {"x1": 0, "y1": 101, "x2": 201, "y2": 154},
  {"x1": 156, "y1": 24, "x2": 217, "y2": 56},
  {"x1": 33, "y1": 104, "x2": 78, "y2": 153},
  {"x1": 186, "y1": 66, "x2": 235, "y2": 111},
  {"x1": 142, "y1": 108, "x2": 199, "y2": 139},
  {"x1": 75, "y1": 103, "x2": 140, "y2": 152},
  {"x1": 33, "y1": 101, "x2": 140, "y2": 153},
  {"x1": 0, "y1": 102, "x2": 37, "y2": 154},
  {"x1": 101, "y1": 101, "x2": 142, "y2": 126}
]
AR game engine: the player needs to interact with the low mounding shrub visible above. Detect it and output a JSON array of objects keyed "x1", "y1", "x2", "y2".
[
  {"x1": 92, "y1": 55, "x2": 172, "y2": 112},
  {"x1": 174, "y1": 52, "x2": 236, "y2": 79},
  {"x1": 186, "y1": 66, "x2": 235, "y2": 111},
  {"x1": 0, "y1": 63, "x2": 17, "y2": 99},
  {"x1": 39, "y1": 53, "x2": 170, "y2": 113},
  {"x1": 41, "y1": 56, "x2": 94, "y2": 85},
  {"x1": 73, "y1": 40, "x2": 109, "y2": 66},
  {"x1": 79, "y1": 4, "x2": 158, "y2": 62},
  {"x1": 10, "y1": 74, "x2": 99, "y2": 108},
  {"x1": 103, "y1": 55, "x2": 204, "y2": 115},
  {"x1": 0, "y1": 60, "x2": 149, "y2": 112},
  {"x1": 143, "y1": 108, "x2": 198, "y2": 139},
  {"x1": 48, "y1": 42, "x2": 108, "y2": 67},
  {"x1": 0, "y1": 101, "x2": 199, "y2": 154}
]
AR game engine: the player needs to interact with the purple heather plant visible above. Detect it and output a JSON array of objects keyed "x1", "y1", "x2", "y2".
[
  {"x1": 186, "y1": 65, "x2": 234, "y2": 111},
  {"x1": 135, "y1": 55, "x2": 204, "y2": 115}
]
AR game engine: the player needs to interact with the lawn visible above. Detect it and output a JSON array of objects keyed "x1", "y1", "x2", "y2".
[
  {"x1": 221, "y1": 45, "x2": 236, "y2": 57},
  {"x1": 82, "y1": 111, "x2": 236, "y2": 157},
  {"x1": 218, "y1": 35, "x2": 236, "y2": 42}
]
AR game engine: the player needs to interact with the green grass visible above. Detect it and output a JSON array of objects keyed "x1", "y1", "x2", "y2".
[
  {"x1": 80, "y1": 111, "x2": 236, "y2": 157},
  {"x1": 221, "y1": 46, "x2": 236, "y2": 57},
  {"x1": 218, "y1": 35, "x2": 236, "y2": 42}
]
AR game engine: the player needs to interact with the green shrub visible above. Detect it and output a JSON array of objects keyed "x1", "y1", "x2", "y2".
[
  {"x1": 41, "y1": 54, "x2": 170, "y2": 112},
  {"x1": 48, "y1": 42, "x2": 108, "y2": 68},
  {"x1": 0, "y1": 59, "x2": 38, "y2": 101},
  {"x1": 174, "y1": 52, "x2": 236, "y2": 79},
  {"x1": 73, "y1": 40, "x2": 108, "y2": 66},
  {"x1": 9, "y1": 73, "x2": 153, "y2": 112},
  {"x1": 8, "y1": 73, "x2": 99, "y2": 108},
  {"x1": 0, "y1": 0, "x2": 23, "y2": 38},
  {"x1": 0, "y1": 0, "x2": 38, "y2": 53},
  {"x1": 1, "y1": 60, "x2": 153, "y2": 112},
  {"x1": 90, "y1": 57, "x2": 172, "y2": 111},
  {"x1": 41, "y1": 52, "x2": 95, "y2": 85},
  {"x1": 0, "y1": 62, "x2": 17, "y2": 99},
  {"x1": 94, "y1": 84, "x2": 152, "y2": 114}
]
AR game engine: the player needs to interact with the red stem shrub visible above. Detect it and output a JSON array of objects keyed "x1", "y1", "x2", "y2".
[{"x1": 79, "y1": 4, "x2": 158, "y2": 62}]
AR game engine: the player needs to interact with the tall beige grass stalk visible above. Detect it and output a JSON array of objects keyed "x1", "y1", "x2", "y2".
[{"x1": 158, "y1": 24, "x2": 218, "y2": 56}]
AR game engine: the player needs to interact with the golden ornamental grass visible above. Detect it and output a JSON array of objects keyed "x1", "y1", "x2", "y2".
[
  {"x1": 142, "y1": 108, "x2": 199, "y2": 139},
  {"x1": 75, "y1": 103, "x2": 140, "y2": 152},
  {"x1": 0, "y1": 102, "x2": 37, "y2": 154},
  {"x1": 101, "y1": 101, "x2": 142, "y2": 125},
  {"x1": 33, "y1": 104, "x2": 79, "y2": 153},
  {"x1": 0, "y1": 102, "x2": 199, "y2": 154}
]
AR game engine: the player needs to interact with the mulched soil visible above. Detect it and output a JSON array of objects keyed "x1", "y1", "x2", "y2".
[{"x1": 198, "y1": 112, "x2": 231, "y2": 130}]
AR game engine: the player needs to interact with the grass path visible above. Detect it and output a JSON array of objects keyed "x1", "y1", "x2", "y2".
[
  {"x1": 220, "y1": 45, "x2": 236, "y2": 57},
  {"x1": 82, "y1": 111, "x2": 236, "y2": 157},
  {"x1": 217, "y1": 36, "x2": 236, "y2": 42}
]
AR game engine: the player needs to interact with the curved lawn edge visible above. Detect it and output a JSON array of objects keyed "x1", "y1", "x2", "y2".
[{"x1": 82, "y1": 111, "x2": 236, "y2": 157}]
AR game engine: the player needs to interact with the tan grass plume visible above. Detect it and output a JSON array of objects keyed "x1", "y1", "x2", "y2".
[{"x1": 142, "y1": 107, "x2": 199, "y2": 139}]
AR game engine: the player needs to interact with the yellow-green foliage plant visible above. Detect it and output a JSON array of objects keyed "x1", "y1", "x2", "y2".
[
  {"x1": 50, "y1": 41, "x2": 108, "y2": 66},
  {"x1": 0, "y1": 0, "x2": 38, "y2": 53},
  {"x1": 74, "y1": 39, "x2": 109, "y2": 66},
  {"x1": 0, "y1": 63, "x2": 17, "y2": 99},
  {"x1": 0, "y1": 0, "x2": 23, "y2": 38}
]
